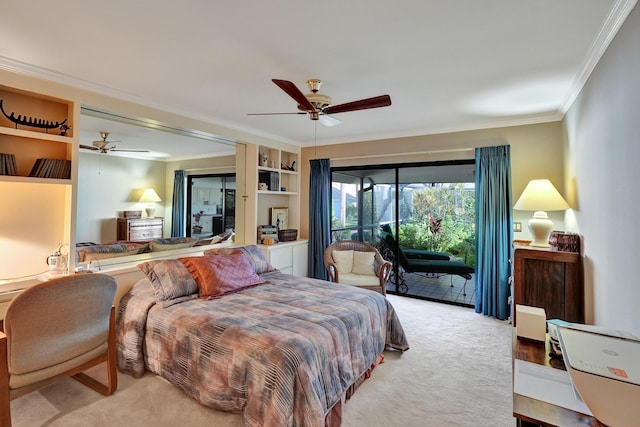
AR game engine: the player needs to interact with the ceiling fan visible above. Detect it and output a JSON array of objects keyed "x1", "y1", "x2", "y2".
[
  {"x1": 249, "y1": 79, "x2": 392, "y2": 127},
  {"x1": 80, "y1": 131, "x2": 150, "y2": 154}
]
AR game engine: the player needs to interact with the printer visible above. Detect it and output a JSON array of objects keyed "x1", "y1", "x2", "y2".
[{"x1": 557, "y1": 326, "x2": 640, "y2": 426}]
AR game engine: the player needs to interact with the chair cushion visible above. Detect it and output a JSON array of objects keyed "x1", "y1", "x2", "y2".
[
  {"x1": 403, "y1": 249, "x2": 451, "y2": 261},
  {"x1": 332, "y1": 250, "x2": 354, "y2": 273},
  {"x1": 339, "y1": 273, "x2": 380, "y2": 287},
  {"x1": 405, "y1": 258, "x2": 475, "y2": 276},
  {"x1": 352, "y1": 251, "x2": 376, "y2": 276}
]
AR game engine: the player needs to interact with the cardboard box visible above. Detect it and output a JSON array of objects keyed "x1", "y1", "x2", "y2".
[{"x1": 516, "y1": 305, "x2": 546, "y2": 341}]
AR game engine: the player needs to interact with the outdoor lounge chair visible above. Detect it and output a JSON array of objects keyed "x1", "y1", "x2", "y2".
[
  {"x1": 379, "y1": 224, "x2": 450, "y2": 261},
  {"x1": 380, "y1": 231, "x2": 474, "y2": 295}
]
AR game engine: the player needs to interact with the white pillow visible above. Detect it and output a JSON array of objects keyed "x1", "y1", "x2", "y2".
[
  {"x1": 352, "y1": 251, "x2": 376, "y2": 276},
  {"x1": 332, "y1": 250, "x2": 354, "y2": 274}
]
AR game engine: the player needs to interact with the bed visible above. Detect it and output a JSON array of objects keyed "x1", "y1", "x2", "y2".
[{"x1": 116, "y1": 246, "x2": 409, "y2": 427}]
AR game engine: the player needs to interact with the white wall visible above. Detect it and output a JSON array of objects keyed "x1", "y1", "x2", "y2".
[
  {"x1": 76, "y1": 152, "x2": 166, "y2": 243},
  {"x1": 563, "y1": 4, "x2": 640, "y2": 335}
]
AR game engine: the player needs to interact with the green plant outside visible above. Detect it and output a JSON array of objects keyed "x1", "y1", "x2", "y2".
[
  {"x1": 398, "y1": 184, "x2": 475, "y2": 266},
  {"x1": 331, "y1": 182, "x2": 476, "y2": 267}
]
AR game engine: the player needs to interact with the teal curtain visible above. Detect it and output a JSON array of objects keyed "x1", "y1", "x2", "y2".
[
  {"x1": 171, "y1": 170, "x2": 185, "y2": 237},
  {"x1": 308, "y1": 159, "x2": 331, "y2": 280},
  {"x1": 474, "y1": 146, "x2": 513, "y2": 319}
]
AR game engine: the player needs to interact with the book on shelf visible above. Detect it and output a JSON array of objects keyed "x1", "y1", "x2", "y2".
[
  {"x1": 0, "y1": 153, "x2": 17, "y2": 176},
  {"x1": 29, "y1": 158, "x2": 71, "y2": 179}
]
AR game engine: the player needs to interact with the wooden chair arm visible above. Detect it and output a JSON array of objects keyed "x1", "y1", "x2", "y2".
[
  {"x1": 378, "y1": 261, "x2": 392, "y2": 288},
  {"x1": 1, "y1": 330, "x2": 9, "y2": 427},
  {"x1": 325, "y1": 262, "x2": 339, "y2": 282}
]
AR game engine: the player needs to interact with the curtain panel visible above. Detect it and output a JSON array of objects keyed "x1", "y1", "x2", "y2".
[
  {"x1": 171, "y1": 170, "x2": 185, "y2": 237},
  {"x1": 308, "y1": 159, "x2": 331, "y2": 280},
  {"x1": 474, "y1": 145, "x2": 513, "y2": 320}
]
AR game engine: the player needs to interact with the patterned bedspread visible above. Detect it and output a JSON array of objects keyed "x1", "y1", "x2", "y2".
[{"x1": 116, "y1": 271, "x2": 409, "y2": 427}]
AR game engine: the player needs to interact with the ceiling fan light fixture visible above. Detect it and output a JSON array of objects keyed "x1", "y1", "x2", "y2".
[
  {"x1": 299, "y1": 93, "x2": 332, "y2": 112},
  {"x1": 307, "y1": 79, "x2": 322, "y2": 93}
]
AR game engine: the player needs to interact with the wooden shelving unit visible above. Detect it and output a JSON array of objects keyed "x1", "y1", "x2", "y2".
[
  {"x1": 0, "y1": 85, "x2": 74, "y2": 182},
  {"x1": 0, "y1": 84, "x2": 76, "y2": 280},
  {"x1": 256, "y1": 145, "x2": 299, "y2": 230}
]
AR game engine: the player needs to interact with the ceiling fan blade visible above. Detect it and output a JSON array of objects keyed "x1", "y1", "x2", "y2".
[
  {"x1": 247, "y1": 112, "x2": 306, "y2": 116},
  {"x1": 319, "y1": 115, "x2": 342, "y2": 127},
  {"x1": 324, "y1": 95, "x2": 392, "y2": 115},
  {"x1": 111, "y1": 149, "x2": 150, "y2": 153},
  {"x1": 80, "y1": 144, "x2": 99, "y2": 151},
  {"x1": 272, "y1": 79, "x2": 317, "y2": 112}
]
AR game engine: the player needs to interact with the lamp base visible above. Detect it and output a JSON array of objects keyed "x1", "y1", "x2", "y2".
[
  {"x1": 528, "y1": 211, "x2": 553, "y2": 247},
  {"x1": 145, "y1": 207, "x2": 156, "y2": 218}
]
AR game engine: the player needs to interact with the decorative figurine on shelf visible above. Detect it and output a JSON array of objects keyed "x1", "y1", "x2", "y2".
[
  {"x1": 0, "y1": 99, "x2": 68, "y2": 132},
  {"x1": 59, "y1": 124, "x2": 71, "y2": 136},
  {"x1": 261, "y1": 152, "x2": 269, "y2": 167},
  {"x1": 281, "y1": 161, "x2": 296, "y2": 171}
]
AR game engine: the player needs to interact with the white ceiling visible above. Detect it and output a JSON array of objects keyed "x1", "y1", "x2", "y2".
[{"x1": 0, "y1": 0, "x2": 635, "y2": 160}]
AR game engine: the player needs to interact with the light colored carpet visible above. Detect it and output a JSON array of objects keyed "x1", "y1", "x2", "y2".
[{"x1": 10, "y1": 295, "x2": 514, "y2": 426}]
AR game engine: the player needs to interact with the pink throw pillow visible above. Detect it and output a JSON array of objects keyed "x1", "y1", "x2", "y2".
[{"x1": 179, "y1": 253, "x2": 264, "y2": 299}]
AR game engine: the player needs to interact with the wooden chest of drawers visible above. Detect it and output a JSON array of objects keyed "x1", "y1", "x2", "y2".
[
  {"x1": 512, "y1": 241, "x2": 583, "y2": 326},
  {"x1": 117, "y1": 217, "x2": 163, "y2": 241}
]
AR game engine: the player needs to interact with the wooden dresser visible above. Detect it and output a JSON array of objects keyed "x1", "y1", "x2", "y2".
[
  {"x1": 512, "y1": 241, "x2": 583, "y2": 326},
  {"x1": 117, "y1": 217, "x2": 164, "y2": 242}
]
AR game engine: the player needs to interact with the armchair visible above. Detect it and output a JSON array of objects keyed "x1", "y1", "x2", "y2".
[
  {"x1": 1, "y1": 274, "x2": 118, "y2": 427},
  {"x1": 323, "y1": 240, "x2": 392, "y2": 296}
]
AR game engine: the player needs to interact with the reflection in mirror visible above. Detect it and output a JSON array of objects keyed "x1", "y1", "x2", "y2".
[
  {"x1": 77, "y1": 106, "x2": 238, "y2": 263},
  {"x1": 187, "y1": 174, "x2": 236, "y2": 238}
]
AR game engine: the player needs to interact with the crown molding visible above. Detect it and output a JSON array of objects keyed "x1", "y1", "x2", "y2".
[{"x1": 560, "y1": 0, "x2": 638, "y2": 113}]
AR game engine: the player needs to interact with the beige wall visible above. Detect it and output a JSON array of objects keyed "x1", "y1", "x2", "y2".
[
  {"x1": 77, "y1": 152, "x2": 166, "y2": 243},
  {"x1": 299, "y1": 121, "x2": 567, "y2": 242},
  {"x1": 563, "y1": 4, "x2": 640, "y2": 335}
]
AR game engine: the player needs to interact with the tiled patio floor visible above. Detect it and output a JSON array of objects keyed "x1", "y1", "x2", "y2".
[{"x1": 386, "y1": 271, "x2": 475, "y2": 308}]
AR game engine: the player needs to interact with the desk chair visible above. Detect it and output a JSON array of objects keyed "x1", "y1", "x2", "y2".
[{"x1": 0, "y1": 274, "x2": 118, "y2": 427}]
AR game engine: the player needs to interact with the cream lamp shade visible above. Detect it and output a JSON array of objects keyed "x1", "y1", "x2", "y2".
[
  {"x1": 139, "y1": 188, "x2": 162, "y2": 218},
  {"x1": 514, "y1": 179, "x2": 569, "y2": 247}
]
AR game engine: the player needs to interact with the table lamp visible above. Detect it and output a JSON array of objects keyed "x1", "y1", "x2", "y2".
[
  {"x1": 514, "y1": 179, "x2": 569, "y2": 247},
  {"x1": 139, "y1": 188, "x2": 162, "y2": 218}
]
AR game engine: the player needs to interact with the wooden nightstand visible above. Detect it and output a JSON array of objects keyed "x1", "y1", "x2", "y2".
[
  {"x1": 512, "y1": 241, "x2": 583, "y2": 326},
  {"x1": 117, "y1": 217, "x2": 164, "y2": 241}
]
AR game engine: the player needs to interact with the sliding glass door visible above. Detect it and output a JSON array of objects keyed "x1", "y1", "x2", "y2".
[
  {"x1": 331, "y1": 161, "x2": 476, "y2": 300},
  {"x1": 331, "y1": 169, "x2": 396, "y2": 246},
  {"x1": 186, "y1": 173, "x2": 235, "y2": 237}
]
